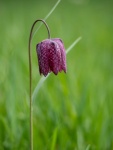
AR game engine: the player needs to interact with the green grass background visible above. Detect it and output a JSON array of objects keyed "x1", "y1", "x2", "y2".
[{"x1": 0, "y1": 0, "x2": 113, "y2": 149}]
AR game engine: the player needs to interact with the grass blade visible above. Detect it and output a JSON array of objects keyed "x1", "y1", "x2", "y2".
[
  {"x1": 86, "y1": 144, "x2": 91, "y2": 150},
  {"x1": 32, "y1": 0, "x2": 61, "y2": 39},
  {"x1": 51, "y1": 127, "x2": 58, "y2": 150},
  {"x1": 66, "y1": 36, "x2": 82, "y2": 54}
]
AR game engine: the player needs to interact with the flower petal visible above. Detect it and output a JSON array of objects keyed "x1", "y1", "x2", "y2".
[
  {"x1": 36, "y1": 41, "x2": 50, "y2": 76},
  {"x1": 52, "y1": 38, "x2": 67, "y2": 73},
  {"x1": 48, "y1": 40, "x2": 61, "y2": 75}
]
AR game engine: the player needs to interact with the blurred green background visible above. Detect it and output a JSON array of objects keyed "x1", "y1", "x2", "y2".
[{"x1": 0, "y1": 0, "x2": 113, "y2": 149}]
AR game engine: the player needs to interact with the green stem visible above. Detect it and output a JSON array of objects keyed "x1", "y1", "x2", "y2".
[{"x1": 28, "y1": 19, "x2": 50, "y2": 150}]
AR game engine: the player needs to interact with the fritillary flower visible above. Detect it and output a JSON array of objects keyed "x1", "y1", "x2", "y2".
[{"x1": 36, "y1": 38, "x2": 66, "y2": 76}]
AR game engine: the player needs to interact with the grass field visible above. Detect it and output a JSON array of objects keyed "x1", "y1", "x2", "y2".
[{"x1": 0, "y1": 0, "x2": 113, "y2": 149}]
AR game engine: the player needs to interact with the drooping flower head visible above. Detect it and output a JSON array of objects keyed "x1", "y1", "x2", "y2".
[{"x1": 36, "y1": 38, "x2": 66, "y2": 76}]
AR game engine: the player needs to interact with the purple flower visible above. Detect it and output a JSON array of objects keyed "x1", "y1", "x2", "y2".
[{"x1": 36, "y1": 38, "x2": 67, "y2": 76}]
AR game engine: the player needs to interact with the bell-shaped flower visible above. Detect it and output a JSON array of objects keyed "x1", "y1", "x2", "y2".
[{"x1": 36, "y1": 38, "x2": 67, "y2": 76}]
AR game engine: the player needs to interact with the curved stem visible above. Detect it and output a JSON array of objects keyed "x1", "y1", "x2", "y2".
[{"x1": 28, "y1": 19, "x2": 50, "y2": 150}]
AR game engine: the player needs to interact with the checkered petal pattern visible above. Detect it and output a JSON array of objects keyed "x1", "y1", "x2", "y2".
[{"x1": 36, "y1": 39, "x2": 67, "y2": 76}]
